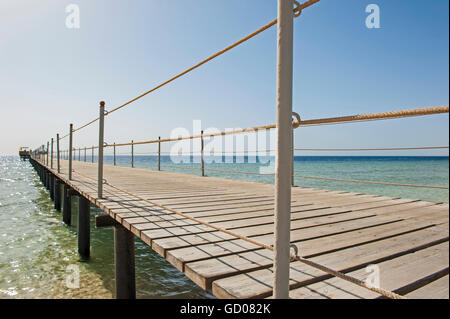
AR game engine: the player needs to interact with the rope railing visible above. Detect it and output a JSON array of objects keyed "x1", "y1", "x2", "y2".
[
  {"x1": 64, "y1": 145, "x2": 450, "y2": 153},
  {"x1": 61, "y1": 106, "x2": 450, "y2": 149},
  {"x1": 297, "y1": 106, "x2": 449, "y2": 126}
]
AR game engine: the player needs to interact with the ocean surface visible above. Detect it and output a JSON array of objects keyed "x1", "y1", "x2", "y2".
[{"x1": 0, "y1": 155, "x2": 448, "y2": 298}]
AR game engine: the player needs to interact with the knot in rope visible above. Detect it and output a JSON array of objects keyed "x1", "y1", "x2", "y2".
[
  {"x1": 293, "y1": 1, "x2": 302, "y2": 17},
  {"x1": 292, "y1": 112, "x2": 301, "y2": 129},
  {"x1": 290, "y1": 244, "x2": 299, "y2": 261}
]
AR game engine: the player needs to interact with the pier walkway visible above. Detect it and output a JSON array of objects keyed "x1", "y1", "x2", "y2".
[{"x1": 31, "y1": 157, "x2": 449, "y2": 299}]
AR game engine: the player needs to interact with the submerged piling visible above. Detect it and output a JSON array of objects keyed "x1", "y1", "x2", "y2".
[
  {"x1": 78, "y1": 196, "x2": 90, "y2": 259},
  {"x1": 114, "y1": 224, "x2": 136, "y2": 299},
  {"x1": 62, "y1": 184, "x2": 72, "y2": 225},
  {"x1": 54, "y1": 179, "x2": 61, "y2": 211}
]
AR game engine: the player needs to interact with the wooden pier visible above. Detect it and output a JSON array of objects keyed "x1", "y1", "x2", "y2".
[{"x1": 29, "y1": 156, "x2": 449, "y2": 299}]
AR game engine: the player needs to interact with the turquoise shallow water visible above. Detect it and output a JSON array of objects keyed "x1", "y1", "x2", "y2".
[
  {"x1": 0, "y1": 156, "x2": 210, "y2": 299},
  {"x1": 0, "y1": 155, "x2": 448, "y2": 298}
]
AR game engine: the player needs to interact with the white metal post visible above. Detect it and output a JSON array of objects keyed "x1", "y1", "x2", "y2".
[
  {"x1": 273, "y1": 0, "x2": 294, "y2": 299},
  {"x1": 201, "y1": 131, "x2": 205, "y2": 177},
  {"x1": 56, "y1": 134, "x2": 60, "y2": 173},
  {"x1": 114, "y1": 143, "x2": 116, "y2": 166},
  {"x1": 51, "y1": 138, "x2": 54, "y2": 169},
  {"x1": 69, "y1": 124, "x2": 73, "y2": 180},
  {"x1": 98, "y1": 101, "x2": 105, "y2": 198},
  {"x1": 46, "y1": 141, "x2": 49, "y2": 166},
  {"x1": 158, "y1": 137, "x2": 161, "y2": 171},
  {"x1": 131, "y1": 140, "x2": 134, "y2": 168}
]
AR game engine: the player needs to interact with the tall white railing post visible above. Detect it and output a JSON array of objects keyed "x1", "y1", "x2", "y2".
[
  {"x1": 98, "y1": 101, "x2": 105, "y2": 198},
  {"x1": 158, "y1": 136, "x2": 161, "y2": 171},
  {"x1": 50, "y1": 138, "x2": 54, "y2": 169},
  {"x1": 131, "y1": 140, "x2": 134, "y2": 168},
  {"x1": 56, "y1": 134, "x2": 60, "y2": 174},
  {"x1": 69, "y1": 124, "x2": 73, "y2": 180},
  {"x1": 201, "y1": 131, "x2": 205, "y2": 177},
  {"x1": 273, "y1": 0, "x2": 294, "y2": 299},
  {"x1": 46, "y1": 141, "x2": 49, "y2": 166},
  {"x1": 114, "y1": 143, "x2": 116, "y2": 166}
]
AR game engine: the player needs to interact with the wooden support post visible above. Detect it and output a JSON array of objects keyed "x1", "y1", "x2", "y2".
[
  {"x1": 92, "y1": 147, "x2": 94, "y2": 163},
  {"x1": 51, "y1": 138, "x2": 54, "y2": 169},
  {"x1": 98, "y1": 101, "x2": 105, "y2": 199},
  {"x1": 114, "y1": 143, "x2": 116, "y2": 166},
  {"x1": 54, "y1": 179, "x2": 61, "y2": 211},
  {"x1": 62, "y1": 184, "x2": 72, "y2": 225},
  {"x1": 69, "y1": 124, "x2": 73, "y2": 180},
  {"x1": 78, "y1": 196, "x2": 90, "y2": 260},
  {"x1": 201, "y1": 130, "x2": 205, "y2": 177},
  {"x1": 158, "y1": 136, "x2": 161, "y2": 171},
  {"x1": 273, "y1": 0, "x2": 294, "y2": 299},
  {"x1": 114, "y1": 224, "x2": 136, "y2": 299},
  {"x1": 84, "y1": 147, "x2": 87, "y2": 162},
  {"x1": 131, "y1": 140, "x2": 134, "y2": 168},
  {"x1": 49, "y1": 174, "x2": 54, "y2": 200},
  {"x1": 56, "y1": 134, "x2": 60, "y2": 174}
]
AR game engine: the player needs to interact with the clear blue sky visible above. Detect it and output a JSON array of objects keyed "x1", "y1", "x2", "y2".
[{"x1": 0, "y1": 0, "x2": 448, "y2": 156}]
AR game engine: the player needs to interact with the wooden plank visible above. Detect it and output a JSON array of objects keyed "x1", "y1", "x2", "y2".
[
  {"x1": 405, "y1": 275, "x2": 449, "y2": 299},
  {"x1": 152, "y1": 216, "x2": 401, "y2": 258},
  {"x1": 166, "y1": 218, "x2": 436, "y2": 272},
  {"x1": 287, "y1": 242, "x2": 449, "y2": 299},
  {"x1": 137, "y1": 208, "x2": 379, "y2": 245},
  {"x1": 128, "y1": 201, "x2": 440, "y2": 254},
  {"x1": 210, "y1": 225, "x2": 449, "y2": 297}
]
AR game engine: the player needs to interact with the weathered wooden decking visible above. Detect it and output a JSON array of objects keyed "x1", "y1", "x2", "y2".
[{"x1": 38, "y1": 158, "x2": 449, "y2": 299}]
